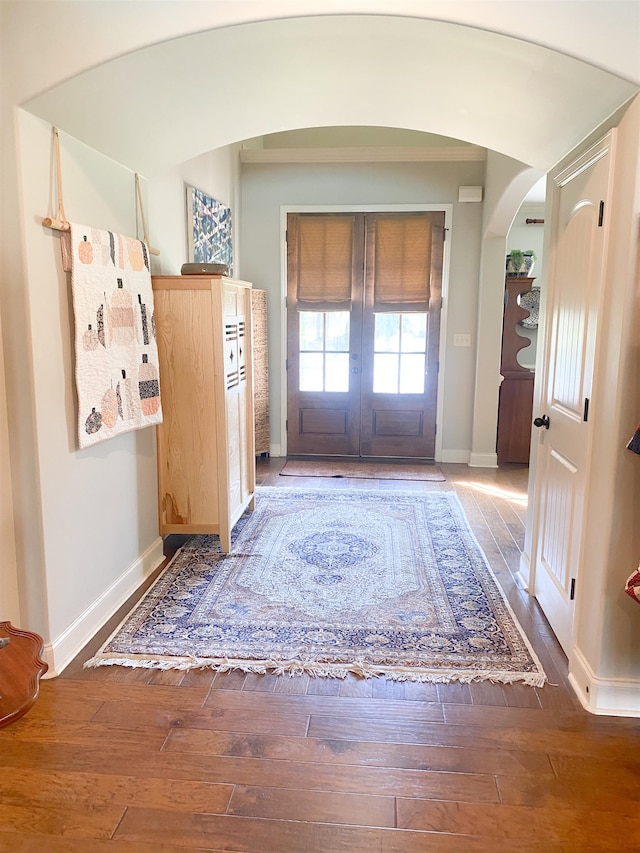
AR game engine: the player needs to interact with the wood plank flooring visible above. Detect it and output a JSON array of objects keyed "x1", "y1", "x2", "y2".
[{"x1": 2, "y1": 459, "x2": 639, "y2": 852}]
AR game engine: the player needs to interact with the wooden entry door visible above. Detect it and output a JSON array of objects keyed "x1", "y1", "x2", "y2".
[
  {"x1": 286, "y1": 211, "x2": 444, "y2": 458},
  {"x1": 531, "y1": 134, "x2": 614, "y2": 654}
]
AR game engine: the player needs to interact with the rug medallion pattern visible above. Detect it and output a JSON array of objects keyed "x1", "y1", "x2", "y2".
[{"x1": 86, "y1": 488, "x2": 546, "y2": 684}]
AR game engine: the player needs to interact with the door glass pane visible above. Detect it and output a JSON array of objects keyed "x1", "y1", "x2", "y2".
[
  {"x1": 299, "y1": 311, "x2": 350, "y2": 392},
  {"x1": 325, "y1": 311, "x2": 350, "y2": 351},
  {"x1": 373, "y1": 353, "x2": 399, "y2": 393},
  {"x1": 299, "y1": 312, "x2": 324, "y2": 351},
  {"x1": 325, "y1": 353, "x2": 349, "y2": 392},
  {"x1": 374, "y1": 313, "x2": 400, "y2": 352},
  {"x1": 373, "y1": 312, "x2": 428, "y2": 394},
  {"x1": 299, "y1": 353, "x2": 324, "y2": 391},
  {"x1": 399, "y1": 354, "x2": 426, "y2": 394},
  {"x1": 401, "y1": 314, "x2": 428, "y2": 351}
]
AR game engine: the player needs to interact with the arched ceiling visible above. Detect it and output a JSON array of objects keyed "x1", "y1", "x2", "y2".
[{"x1": 24, "y1": 15, "x2": 638, "y2": 177}]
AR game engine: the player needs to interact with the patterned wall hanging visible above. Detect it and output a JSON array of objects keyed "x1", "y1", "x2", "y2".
[
  {"x1": 62, "y1": 223, "x2": 163, "y2": 449},
  {"x1": 186, "y1": 186, "x2": 233, "y2": 274}
]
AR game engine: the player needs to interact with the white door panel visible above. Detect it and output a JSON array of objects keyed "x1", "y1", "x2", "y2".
[{"x1": 532, "y1": 134, "x2": 615, "y2": 655}]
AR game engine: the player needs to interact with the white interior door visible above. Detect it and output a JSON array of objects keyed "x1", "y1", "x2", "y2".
[{"x1": 531, "y1": 133, "x2": 615, "y2": 655}]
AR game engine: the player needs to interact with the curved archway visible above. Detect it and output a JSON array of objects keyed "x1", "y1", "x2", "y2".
[
  {"x1": 484, "y1": 168, "x2": 544, "y2": 239},
  {"x1": 25, "y1": 15, "x2": 636, "y2": 177}
]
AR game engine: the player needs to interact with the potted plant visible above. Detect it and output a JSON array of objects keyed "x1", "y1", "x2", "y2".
[
  {"x1": 506, "y1": 249, "x2": 524, "y2": 276},
  {"x1": 523, "y1": 249, "x2": 536, "y2": 277},
  {"x1": 506, "y1": 249, "x2": 536, "y2": 277}
]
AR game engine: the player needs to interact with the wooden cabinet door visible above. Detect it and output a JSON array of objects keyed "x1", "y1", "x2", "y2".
[
  {"x1": 154, "y1": 281, "x2": 221, "y2": 531},
  {"x1": 222, "y1": 283, "x2": 255, "y2": 532}
]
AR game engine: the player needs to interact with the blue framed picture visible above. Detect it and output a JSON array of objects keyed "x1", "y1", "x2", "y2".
[{"x1": 186, "y1": 186, "x2": 233, "y2": 273}]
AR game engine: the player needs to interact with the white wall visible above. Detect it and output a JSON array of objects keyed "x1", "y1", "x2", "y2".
[
  {"x1": 2, "y1": 115, "x2": 244, "y2": 672},
  {"x1": 470, "y1": 152, "x2": 542, "y2": 467},
  {"x1": 0, "y1": 313, "x2": 20, "y2": 623},
  {"x1": 240, "y1": 159, "x2": 484, "y2": 458},
  {"x1": 12, "y1": 113, "x2": 166, "y2": 672},
  {"x1": 148, "y1": 146, "x2": 242, "y2": 277},
  {"x1": 0, "y1": 110, "x2": 243, "y2": 672}
]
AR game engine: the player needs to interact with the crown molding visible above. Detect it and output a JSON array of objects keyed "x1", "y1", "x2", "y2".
[{"x1": 240, "y1": 145, "x2": 486, "y2": 164}]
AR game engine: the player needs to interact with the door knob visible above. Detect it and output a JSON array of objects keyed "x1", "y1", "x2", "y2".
[{"x1": 533, "y1": 414, "x2": 550, "y2": 429}]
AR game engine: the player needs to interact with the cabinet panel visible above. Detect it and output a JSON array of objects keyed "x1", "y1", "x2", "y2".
[
  {"x1": 155, "y1": 289, "x2": 219, "y2": 527},
  {"x1": 497, "y1": 376, "x2": 535, "y2": 463},
  {"x1": 152, "y1": 275, "x2": 255, "y2": 551}
]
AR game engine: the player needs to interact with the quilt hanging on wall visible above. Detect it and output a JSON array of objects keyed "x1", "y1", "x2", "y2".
[{"x1": 62, "y1": 223, "x2": 163, "y2": 449}]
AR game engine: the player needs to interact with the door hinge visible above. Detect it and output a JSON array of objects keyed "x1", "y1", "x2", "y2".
[
  {"x1": 583, "y1": 397, "x2": 590, "y2": 422},
  {"x1": 598, "y1": 201, "x2": 604, "y2": 227},
  {"x1": 285, "y1": 358, "x2": 289, "y2": 371},
  {"x1": 434, "y1": 422, "x2": 437, "y2": 436},
  {"x1": 285, "y1": 296, "x2": 288, "y2": 308},
  {"x1": 570, "y1": 578, "x2": 576, "y2": 600},
  {"x1": 285, "y1": 419, "x2": 288, "y2": 431},
  {"x1": 443, "y1": 228, "x2": 447, "y2": 241},
  {"x1": 285, "y1": 229, "x2": 288, "y2": 243},
  {"x1": 440, "y1": 296, "x2": 443, "y2": 310}
]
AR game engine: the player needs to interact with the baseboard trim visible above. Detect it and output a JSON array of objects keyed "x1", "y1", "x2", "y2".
[
  {"x1": 569, "y1": 646, "x2": 640, "y2": 717},
  {"x1": 517, "y1": 551, "x2": 531, "y2": 591},
  {"x1": 42, "y1": 537, "x2": 164, "y2": 678},
  {"x1": 469, "y1": 452, "x2": 499, "y2": 468},
  {"x1": 269, "y1": 443, "x2": 283, "y2": 457},
  {"x1": 440, "y1": 449, "x2": 470, "y2": 464}
]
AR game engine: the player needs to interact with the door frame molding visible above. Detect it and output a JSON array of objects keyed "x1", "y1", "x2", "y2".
[{"x1": 279, "y1": 204, "x2": 453, "y2": 459}]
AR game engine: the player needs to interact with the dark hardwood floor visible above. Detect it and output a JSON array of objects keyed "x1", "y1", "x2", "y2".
[{"x1": 1, "y1": 459, "x2": 639, "y2": 851}]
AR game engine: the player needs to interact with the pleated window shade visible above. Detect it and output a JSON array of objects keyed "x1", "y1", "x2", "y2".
[
  {"x1": 297, "y1": 215, "x2": 354, "y2": 310},
  {"x1": 373, "y1": 216, "x2": 432, "y2": 310}
]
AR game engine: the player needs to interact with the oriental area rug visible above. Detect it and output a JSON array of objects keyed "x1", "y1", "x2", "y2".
[{"x1": 85, "y1": 488, "x2": 546, "y2": 686}]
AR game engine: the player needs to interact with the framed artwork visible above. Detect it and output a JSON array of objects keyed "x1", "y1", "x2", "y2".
[{"x1": 186, "y1": 186, "x2": 233, "y2": 273}]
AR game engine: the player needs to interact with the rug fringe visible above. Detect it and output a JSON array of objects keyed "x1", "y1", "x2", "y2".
[{"x1": 82, "y1": 654, "x2": 546, "y2": 686}]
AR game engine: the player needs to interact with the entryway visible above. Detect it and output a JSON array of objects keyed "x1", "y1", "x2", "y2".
[{"x1": 286, "y1": 211, "x2": 445, "y2": 458}]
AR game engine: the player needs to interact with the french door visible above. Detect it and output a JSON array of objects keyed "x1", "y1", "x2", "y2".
[{"x1": 286, "y1": 211, "x2": 444, "y2": 458}]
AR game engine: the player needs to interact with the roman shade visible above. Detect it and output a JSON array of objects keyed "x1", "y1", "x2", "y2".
[
  {"x1": 296, "y1": 215, "x2": 355, "y2": 310},
  {"x1": 372, "y1": 214, "x2": 432, "y2": 311}
]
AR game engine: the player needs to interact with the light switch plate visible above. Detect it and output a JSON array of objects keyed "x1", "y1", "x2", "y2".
[{"x1": 454, "y1": 334, "x2": 472, "y2": 347}]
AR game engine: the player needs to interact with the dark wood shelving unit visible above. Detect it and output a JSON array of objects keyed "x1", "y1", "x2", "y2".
[{"x1": 497, "y1": 276, "x2": 536, "y2": 464}]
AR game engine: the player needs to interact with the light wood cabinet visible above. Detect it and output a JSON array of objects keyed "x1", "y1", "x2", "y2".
[{"x1": 152, "y1": 275, "x2": 255, "y2": 552}]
